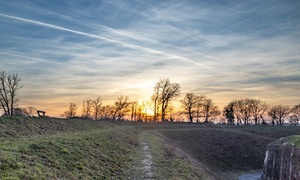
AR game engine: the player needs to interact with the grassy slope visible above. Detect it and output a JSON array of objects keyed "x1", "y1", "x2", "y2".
[
  {"x1": 0, "y1": 116, "x2": 115, "y2": 141},
  {"x1": 0, "y1": 117, "x2": 140, "y2": 179},
  {"x1": 157, "y1": 124, "x2": 300, "y2": 179},
  {"x1": 140, "y1": 130, "x2": 217, "y2": 180},
  {"x1": 0, "y1": 117, "x2": 214, "y2": 179},
  {"x1": 1, "y1": 118, "x2": 299, "y2": 179},
  {"x1": 284, "y1": 135, "x2": 300, "y2": 146},
  {"x1": 230, "y1": 125, "x2": 300, "y2": 139}
]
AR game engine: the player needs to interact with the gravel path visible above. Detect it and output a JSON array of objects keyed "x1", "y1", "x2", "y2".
[{"x1": 140, "y1": 142, "x2": 154, "y2": 179}]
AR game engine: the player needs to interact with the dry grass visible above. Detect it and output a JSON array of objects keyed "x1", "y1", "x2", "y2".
[{"x1": 155, "y1": 124, "x2": 300, "y2": 178}]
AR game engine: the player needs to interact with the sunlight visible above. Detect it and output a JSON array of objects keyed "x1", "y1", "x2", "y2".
[
  {"x1": 143, "y1": 108, "x2": 154, "y2": 116},
  {"x1": 137, "y1": 99, "x2": 154, "y2": 116}
]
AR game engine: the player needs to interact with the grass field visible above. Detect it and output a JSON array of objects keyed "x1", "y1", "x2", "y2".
[
  {"x1": 1, "y1": 117, "x2": 300, "y2": 179},
  {"x1": 0, "y1": 120, "x2": 140, "y2": 179}
]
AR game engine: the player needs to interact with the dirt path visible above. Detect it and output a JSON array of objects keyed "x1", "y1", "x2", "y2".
[{"x1": 140, "y1": 141, "x2": 154, "y2": 179}]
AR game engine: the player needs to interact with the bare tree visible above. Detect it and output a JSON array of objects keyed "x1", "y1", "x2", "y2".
[
  {"x1": 152, "y1": 84, "x2": 160, "y2": 122},
  {"x1": 160, "y1": 79, "x2": 180, "y2": 121},
  {"x1": 276, "y1": 105, "x2": 290, "y2": 126},
  {"x1": 224, "y1": 98, "x2": 267, "y2": 125},
  {"x1": 225, "y1": 99, "x2": 243, "y2": 125},
  {"x1": 14, "y1": 108, "x2": 26, "y2": 116},
  {"x1": 63, "y1": 103, "x2": 77, "y2": 118},
  {"x1": 203, "y1": 98, "x2": 220, "y2": 123},
  {"x1": 227, "y1": 98, "x2": 253, "y2": 125},
  {"x1": 23, "y1": 106, "x2": 37, "y2": 117},
  {"x1": 167, "y1": 105, "x2": 174, "y2": 121},
  {"x1": 250, "y1": 99, "x2": 268, "y2": 125},
  {"x1": 100, "y1": 105, "x2": 115, "y2": 120},
  {"x1": 268, "y1": 106, "x2": 277, "y2": 126},
  {"x1": 290, "y1": 104, "x2": 300, "y2": 126},
  {"x1": 82, "y1": 99, "x2": 93, "y2": 119},
  {"x1": 223, "y1": 102, "x2": 235, "y2": 124},
  {"x1": 0, "y1": 71, "x2": 23, "y2": 116},
  {"x1": 268, "y1": 105, "x2": 290, "y2": 126},
  {"x1": 195, "y1": 100, "x2": 204, "y2": 123},
  {"x1": 238, "y1": 99, "x2": 254, "y2": 125},
  {"x1": 152, "y1": 78, "x2": 180, "y2": 122},
  {"x1": 92, "y1": 97, "x2": 103, "y2": 120},
  {"x1": 136, "y1": 104, "x2": 143, "y2": 121},
  {"x1": 113, "y1": 95, "x2": 130, "y2": 120},
  {"x1": 130, "y1": 101, "x2": 138, "y2": 121},
  {"x1": 180, "y1": 93, "x2": 204, "y2": 123}
]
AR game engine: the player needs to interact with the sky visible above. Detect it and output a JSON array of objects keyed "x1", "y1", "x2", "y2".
[{"x1": 0, "y1": 0, "x2": 299, "y2": 117}]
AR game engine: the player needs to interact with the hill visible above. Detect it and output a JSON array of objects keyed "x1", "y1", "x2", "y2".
[
  {"x1": 1, "y1": 117, "x2": 300, "y2": 179},
  {"x1": 155, "y1": 125, "x2": 300, "y2": 179},
  {"x1": 0, "y1": 117, "x2": 140, "y2": 179},
  {"x1": 0, "y1": 117, "x2": 211, "y2": 179}
]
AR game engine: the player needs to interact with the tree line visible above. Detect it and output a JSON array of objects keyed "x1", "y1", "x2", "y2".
[
  {"x1": 56, "y1": 79, "x2": 300, "y2": 126},
  {"x1": 1, "y1": 70, "x2": 299, "y2": 126}
]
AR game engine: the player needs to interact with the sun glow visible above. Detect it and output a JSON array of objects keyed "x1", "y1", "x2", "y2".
[
  {"x1": 137, "y1": 99, "x2": 154, "y2": 116},
  {"x1": 143, "y1": 108, "x2": 154, "y2": 116}
]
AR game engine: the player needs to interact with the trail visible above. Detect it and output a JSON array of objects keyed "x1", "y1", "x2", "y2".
[{"x1": 140, "y1": 141, "x2": 154, "y2": 179}]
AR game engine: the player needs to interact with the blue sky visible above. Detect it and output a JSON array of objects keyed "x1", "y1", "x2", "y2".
[{"x1": 0, "y1": 0, "x2": 299, "y2": 116}]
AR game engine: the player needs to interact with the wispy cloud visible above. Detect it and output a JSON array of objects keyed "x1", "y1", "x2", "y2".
[
  {"x1": 0, "y1": 13, "x2": 211, "y2": 69},
  {"x1": 0, "y1": 0, "x2": 299, "y2": 116}
]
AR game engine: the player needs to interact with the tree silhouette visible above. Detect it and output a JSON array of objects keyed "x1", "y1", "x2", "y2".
[
  {"x1": 250, "y1": 99, "x2": 268, "y2": 125},
  {"x1": 276, "y1": 105, "x2": 290, "y2": 126},
  {"x1": 100, "y1": 105, "x2": 115, "y2": 120},
  {"x1": 152, "y1": 79, "x2": 180, "y2": 122},
  {"x1": 113, "y1": 95, "x2": 130, "y2": 120},
  {"x1": 129, "y1": 101, "x2": 138, "y2": 121},
  {"x1": 0, "y1": 71, "x2": 23, "y2": 116},
  {"x1": 92, "y1": 97, "x2": 103, "y2": 120},
  {"x1": 224, "y1": 98, "x2": 268, "y2": 125},
  {"x1": 224, "y1": 103, "x2": 235, "y2": 124},
  {"x1": 63, "y1": 103, "x2": 77, "y2": 118},
  {"x1": 152, "y1": 84, "x2": 160, "y2": 122},
  {"x1": 290, "y1": 104, "x2": 300, "y2": 125},
  {"x1": 203, "y1": 98, "x2": 220, "y2": 123},
  {"x1": 23, "y1": 106, "x2": 37, "y2": 117},
  {"x1": 180, "y1": 93, "x2": 204, "y2": 123},
  {"x1": 82, "y1": 99, "x2": 93, "y2": 119}
]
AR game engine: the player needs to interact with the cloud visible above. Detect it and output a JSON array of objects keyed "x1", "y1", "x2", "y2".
[
  {"x1": 0, "y1": 12, "x2": 211, "y2": 69},
  {"x1": 1, "y1": 1, "x2": 299, "y2": 116}
]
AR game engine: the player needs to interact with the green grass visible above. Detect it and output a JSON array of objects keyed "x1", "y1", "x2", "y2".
[
  {"x1": 141, "y1": 131, "x2": 217, "y2": 179},
  {"x1": 0, "y1": 116, "x2": 115, "y2": 141},
  {"x1": 0, "y1": 117, "x2": 140, "y2": 179},
  {"x1": 285, "y1": 135, "x2": 300, "y2": 146},
  {"x1": 1, "y1": 117, "x2": 299, "y2": 179},
  {"x1": 229, "y1": 125, "x2": 300, "y2": 139}
]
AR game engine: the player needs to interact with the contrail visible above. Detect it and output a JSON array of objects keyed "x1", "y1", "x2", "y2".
[
  {"x1": 0, "y1": 52, "x2": 64, "y2": 64},
  {"x1": 0, "y1": 13, "x2": 210, "y2": 69}
]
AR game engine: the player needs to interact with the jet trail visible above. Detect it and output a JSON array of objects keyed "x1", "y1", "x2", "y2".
[{"x1": 0, "y1": 13, "x2": 210, "y2": 69}]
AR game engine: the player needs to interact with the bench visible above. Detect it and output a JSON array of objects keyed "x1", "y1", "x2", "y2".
[{"x1": 37, "y1": 110, "x2": 46, "y2": 117}]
